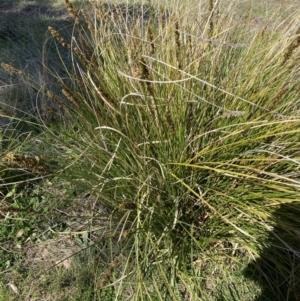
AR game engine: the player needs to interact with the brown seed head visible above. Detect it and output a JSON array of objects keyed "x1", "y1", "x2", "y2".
[
  {"x1": 48, "y1": 26, "x2": 71, "y2": 49},
  {"x1": 64, "y1": 0, "x2": 80, "y2": 24},
  {"x1": 281, "y1": 26, "x2": 300, "y2": 66},
  {"x1": 1, "y1": 63, "x2": 25, "y2": 76}
]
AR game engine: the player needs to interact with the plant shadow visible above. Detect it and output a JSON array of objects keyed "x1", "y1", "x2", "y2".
[{"x1": 244, "y1": 202, "x2": 300, "y2": 301}]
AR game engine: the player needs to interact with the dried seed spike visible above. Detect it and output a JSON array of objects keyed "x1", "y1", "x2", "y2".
[
  {"x1": 164, "y1": 110, "x2": 175, "y2": 135},
  {"x1": 61, "y1": 84, "x2": 80, "y2": 106},
  {"x1": 1, "y1": 152, "x2": 15, "y2": 163},
  {"x1": 64, "y1": 0, "x2": 80, "y2": 24},
  {"x1": 73, "y1": 47, "x2": 90, "y2": 67},
  {"x1": 268, "y1": 88, "x2": 288, "y2": 112},
  {"x1": 74, "y1": 74, "x2": 86, "y2": 90},
  {"x1": 88, "y1": 0, "x2": 102, "y2": 22},
  {"x1": 118, "y1": 202, "x2": 137, "y2": 210},
  {"x1": 48, "y1": 26, "x2": 71, "y2": 49},
  {"x1": 174, "y1": 20, "x2": 180, "y2": 48},
  {"x1": 81, "y1": 9, "x2": 95, "y2": 36},
  {"x1": 208, "y1": 0, "x2": 214, "y2": 37},
  {"x1": 130, "y1": 64, "x2": 141, "y2": 79},
  {"x1": 43, "y1": 104, "x2": 60, "y2": 120},
  {"x1": 281, "y1": 26, "x2": 300, "y2": 66},
  {"x1": 88, "y1": 0, "x2": 95, "y2": 8},
  {"x1": 113, "y1": 3, "x2": 123, "y2": 23},
  {"x1": 99, "y1": 255, "x2": 120, "y2": 289},
  {"x1": 147, "y1": 24, "x2": 155, "y2": 55},
  {"x1": 139, "y1": 57, "x2": 150, "y2": 80},
  {"x1": 79, "y1": 36, "x2": 93, "y2": 59},
  {"x1": 139, "y1": 57, "x2": 153, "y2": 94},
  {"x1": 159, "y1": 5, "x2": 166, "y2": 29},
  {"x1": 2, "y1": 152, "x2": 47, "y2": 174},
  {"x1": 174, "y1": 18, "x2": 182, "y2": 69},
  {"x1": 98, "y1": 0, "x2": 106, "y2": 15},
  {"x1": 47, "y1": 91, "x2": 64, "y2": 109},
  {"x1": 92, "y1": 0, "x2": 108, "y2": 23},
  {"x1": 94, "y1": 83, "x2": 116, "y2": 111},
  {"x1": 1, "y1": 63, "x2": 25, "y2": 76},
  {"x1": 185, "y1": 34, "x2": 192, "y2": 57}
]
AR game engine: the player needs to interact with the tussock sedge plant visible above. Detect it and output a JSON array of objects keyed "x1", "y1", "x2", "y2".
[
  {"x1": 2, "y1": 0, "x2": 300, "y2": 300},
  {"x1": 46, "y1": 0, "x2": 300, "y2": 300}
]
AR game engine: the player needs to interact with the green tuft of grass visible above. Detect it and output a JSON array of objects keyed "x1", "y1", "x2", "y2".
[
  {"x1": 1, "y1": 0, "x2": 300, "y2": 300},
  {"x1": 34, "y1": 0, "x2": 300, "y2": 300}
]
